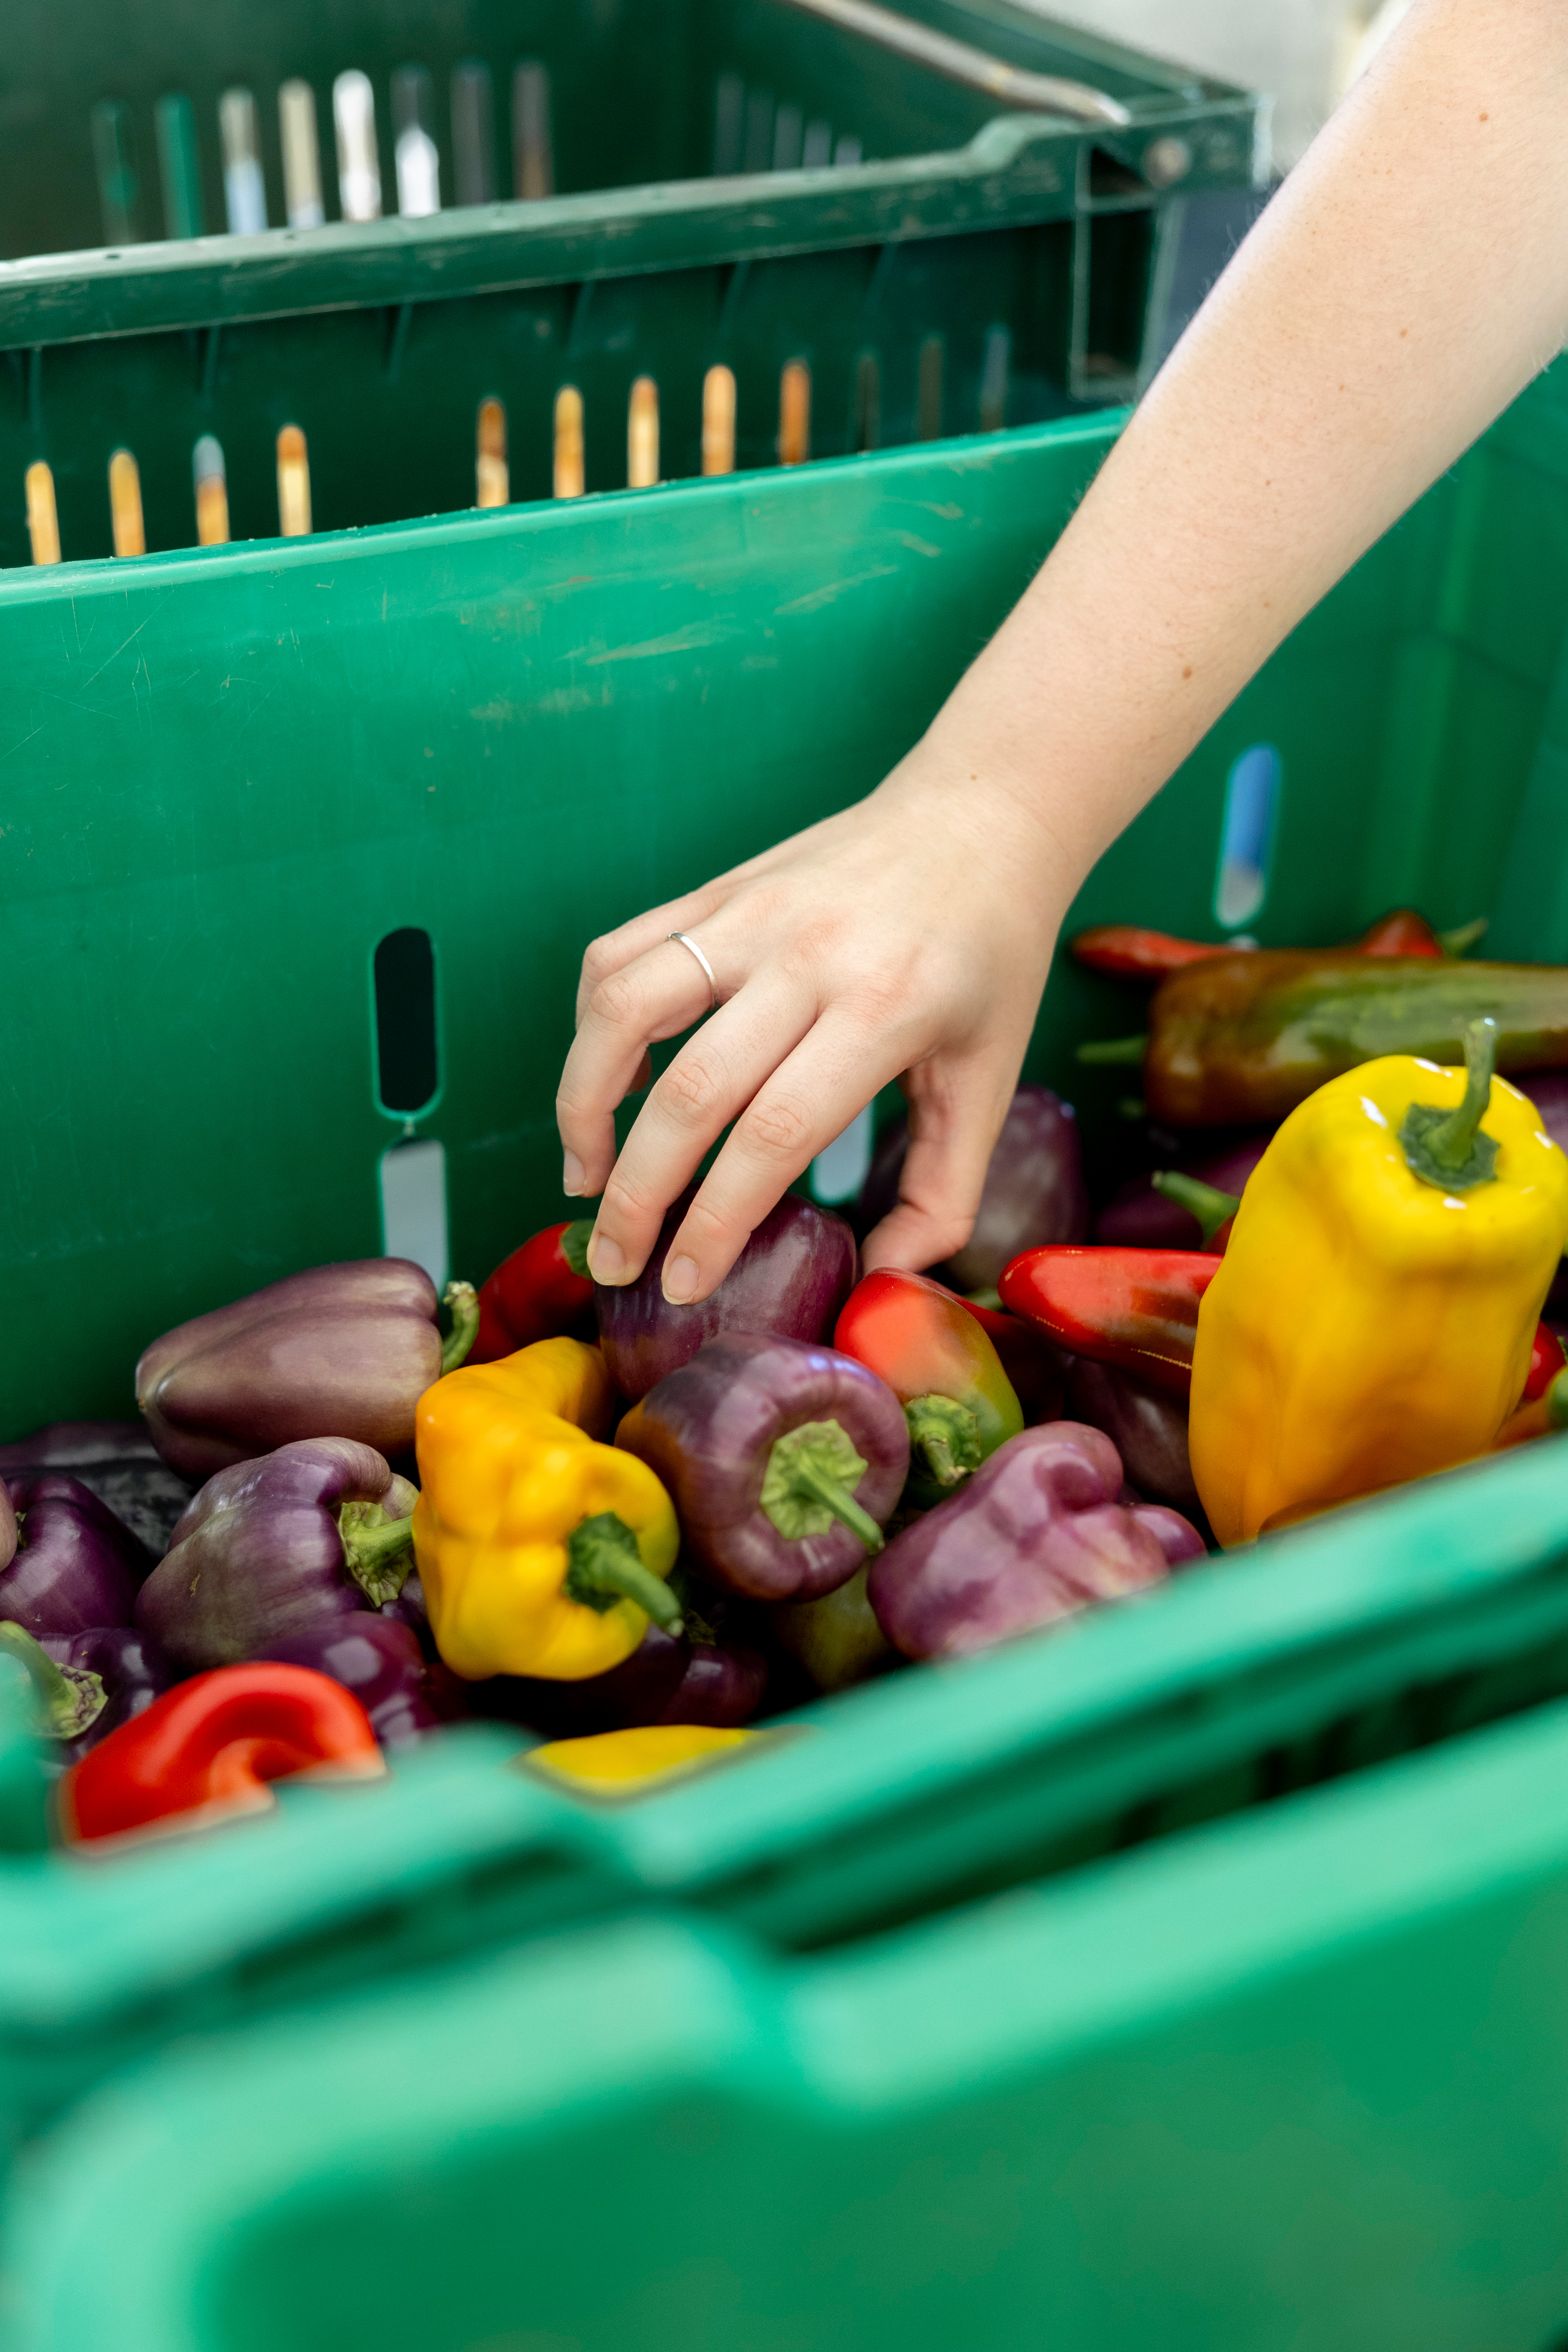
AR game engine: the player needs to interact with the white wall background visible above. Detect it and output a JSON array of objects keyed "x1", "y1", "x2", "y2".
[{"x1": 1033, "y1": 0, "x2": 1413, "y2": 169}]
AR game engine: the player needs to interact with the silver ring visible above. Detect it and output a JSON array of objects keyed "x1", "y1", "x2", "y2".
[{"x1": 668, "y1": 931, "x2": 719, "y2": 1014}]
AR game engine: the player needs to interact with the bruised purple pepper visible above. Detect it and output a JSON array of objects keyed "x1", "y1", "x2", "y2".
[
  {"x1": 0, "y1": 1475, "x2": 153, "y2": 1641},
  {"x1": 135, "y1": 1438, "x2": 418, "y2": 1672},
  {"x1": 868, "y1": 1421, "x2": 1204, "y2": 1661},
  {"x1": 135, "y1": 1261, "x2": 479, "y2": 1482},
  {"x1": 858, "y1": 1087, "x2": 1089, "y2": 1286},
  {"x1": 1066, "y1": 1358, "x2": 1202, "y2": 1516},
  {"x1": 616, "y1": 1334, "x2": 908, "y2": 1601},
  {"x1": 256, "y1": 1615, "x2": 450, "y2": 1746},
  {"x1": 595, "y1": 1189, "x2": 856, "y2": 1403},
  {"x1": 40, "y1": 1626, "x2": 175, "y2": 1763}
]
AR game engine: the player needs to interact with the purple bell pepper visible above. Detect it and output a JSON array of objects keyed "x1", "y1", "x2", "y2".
[
  {"x1": 1095, "y1": 1138, "x2": 1271, "y2": 1249},
  {"x1": 857, "y1": 1086, "x2": 1089, "y2": 1287},
  {"x1": 40, "y1": 1625, "x2": 175, "y2": 1763},
  {"x1": 595, "y1": 1189, "x2": 857, "y2": 1403},
  {"x1": 868, "y1": 1421, "x2": 1204, "y2": 1661},
  {"x1": 616, "y1": 1333, "x2": 909, "y2": 1601},
  {"x1": 1065, "y1": 1358, "x2": 1202, "y2": 1517},
  {"x1": 0, "y1": 1474, "x2": 153, "y2": 1641},
  {"x1": 135, "y1": 1438, "x2": 418, "y2": 1673},
  {"x1": 0, "y1": 1421, "x2": 195, "y2": 1555},
  {"x1": 256, "y1": 1615, "x2": 451, "y2": 1746},
  {"x1": 135, "y1": 1259, "x2": 478, "y2": 1482},
  {"x1": 479, "y1": 1580, "x2": 768, "y2": 1737}
]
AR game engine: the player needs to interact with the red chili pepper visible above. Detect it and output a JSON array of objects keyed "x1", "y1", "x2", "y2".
[
  {"x1": 59, "y1": 1662, "x2": 383, "y2": 1844},
  {"x1": 472, "y1": 1219, "x2": 596, "y2": 1362},
  {"x1": 999, "y1": 1246, "x2": 1218, "y2": 1399},
  {"x1": 835, "y1": 1269, "x2": 1023, "y2": 1489},
  {"x1": 1523, "y1": 1321, "x2": 1567, "y2": 1403},
  {"x1": 1071, "y1": 908, "x2": 1472, "y2": 983}
]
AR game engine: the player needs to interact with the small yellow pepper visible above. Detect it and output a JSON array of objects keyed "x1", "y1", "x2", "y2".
[
  {"x1": 412, "y1": 1337, "x2": 681, "y2": 1681},
  {"x1": 526, "y1": 1724, "x2": 755, "y2": 1790},
  {"x1": 1190, "y1": 1022, "x2": 1568, "y2": 1545}
]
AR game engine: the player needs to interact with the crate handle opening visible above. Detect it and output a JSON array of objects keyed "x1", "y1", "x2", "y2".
[
  {"x1": 1213, "y1": 744, "x2": 1282, "y2": 932},
  {"x1": 476, "y1": 399, "x2": 508, "y2": 507},
  {"x1": 702, "y1": 367, "x2": 737, "y2": 477},
  {"x1": 379, "y1": 1138, "x2": 449, "y2": 1292},
  {"x1": 374, "y1": 927, "x2": 440, "y2": 1117},
  {"x1": 193, "y1": 435, "x2": 229, "y2": 545}
]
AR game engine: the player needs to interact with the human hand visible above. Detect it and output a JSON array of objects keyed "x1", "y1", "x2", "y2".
[{"x1": 556, "y1": 745, "x2": 1069, "y2": 1305}]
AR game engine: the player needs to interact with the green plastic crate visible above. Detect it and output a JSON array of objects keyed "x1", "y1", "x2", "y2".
[
  {"x1": 0, "y1": 0, "x2": 1263, "y2": 560},
  {"x1": 15, "y1": 1695, "x2": 1568, "y2": 2352},
  {"x1": 4, "y1": 373, "x2": 1568, "y2": 2191}
]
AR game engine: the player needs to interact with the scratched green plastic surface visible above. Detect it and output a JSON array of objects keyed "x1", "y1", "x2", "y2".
[
  {"x1": 0, "y1": 0, "x2": 1263, "y2": 559},
  {"x1": 18, "y1": 1700, "x2": 1568, "y2": 2352},
  {"x1": 4, "y1": 373, "x2": 1568, "y2": 2230}
]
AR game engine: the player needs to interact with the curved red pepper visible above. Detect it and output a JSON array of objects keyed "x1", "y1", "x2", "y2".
[
  {"x1": 999, "y1": 1246, "x2": 1217, "y2": 1399},
  {"x1": 1523, "y1": 1321, "x2": 1567, "y2": 1403},
  {"x1": 834, "y1": 1269, "x2": 1023, "y2": 1487},
  {"x1": 59, "y1": 1662, "x2": 383, "y2": 1844},
  {"x1": 1071, "y1": 908, "x2": 1451, "y2": 983},
  {"x1": 473, "y1": 1220, "x2": 596, "y2": 1362}
]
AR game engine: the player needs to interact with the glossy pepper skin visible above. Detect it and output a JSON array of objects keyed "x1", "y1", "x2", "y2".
[
  {"x1": 135, "y1": 1439, "x2": 418, "y2": 1673},
  {"x1": 596, "y1": 1188, "x2": 856, "y2": 1403},
  {"x1": 257, "y1": 1616, "x2": 454, "y2": 1746},
  {"x1": 834, "y1": 1269, "x2": 1023, "y2": 1493},
  {"x1": 414, "y1": 1338, "x2": 681, "y2": 1682},
  {"x1": 479, "y1": 1580, "x2": 767, "y2": 1738},
  {"x1": 1190, "y1": 1030, "x2": 1568, "y2": 1544},
  {"x1": 857, "y1": 1086, "x2": 1088, "y2": 1288},
  {"x1": 868, "y1": 1423, "x2": 1204, "y2": 1661},
  {"x1": 1000, "y1": 1247, "x2": 1217, "y2": 1399},
  {"x1": 135, "y1": 1259, "x2": 478, "y2": 1482},
  {"x1": 1065, "y1": 1359, "x2": 1202, "y2": 1518},
  {"x1": 1128, "y1": 953, "x2": 1568, "y2": 1129},
  {"x1": 59, "y1": 1662, "x2": 384, "y2": 1844},
  {"x1": 41, "y1": 1627, "x2": 175, "y2": 1764},
  {"x1": 616, "y1": 1334, "x2": 909, "y2": 1601},
  {"x1": 0, "y1": 1474, "x2": 153, "y2": 1640},
  {"x1": 473, "y1": 1221, "x2": 596, "y2": 1363}
]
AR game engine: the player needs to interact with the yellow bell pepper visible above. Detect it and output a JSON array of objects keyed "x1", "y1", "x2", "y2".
[
  {"x1": 526, "y1": 1724, "x2": 755, "y2": 1790},
  {"x1": 1190, "y1": 1022, "x2": 1568, "y2": 1545},
  {"x1": 412, "y1": 1337, "x2": 681, "y2": 1680}
]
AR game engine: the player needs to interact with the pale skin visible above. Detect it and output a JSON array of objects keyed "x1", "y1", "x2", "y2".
[{"x1": 557, "y1": 0, "x2": 1568, "y2": 1306}]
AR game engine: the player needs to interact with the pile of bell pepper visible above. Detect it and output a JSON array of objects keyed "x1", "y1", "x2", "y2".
[{"x1": 11, "y1": 902, "x2": 1568, "y2": 1837}]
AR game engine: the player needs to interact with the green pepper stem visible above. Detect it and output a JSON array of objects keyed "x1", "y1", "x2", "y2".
[
  {"x1": 441, "y1": 1280, "x2": 480, "y2": 1372},
  {"x1": 338, "y1": 1502, "x2": 416, "y2": 1606},
  {"x1": 903, "y1": 1394, "x2": 983, "y2": 1489},
  {"x1": 761, "y1": 1421, "x2": 885, "y2": 1556},
  {"x1": 1400, "y1": 1019, "x2": 1501, "y2": 1193},
  {"x1": 1077, "y1": 1034, "x2": 1148, "y2": 1067},
  {"x1": 559, "y1": 1219, "x2": 594, "y2": 1279},
  {"x1": 1548, "y1": 1371, "x2": 1568, "y2": 1432},
  {"x1": 1438, "y1": 916, "x2": 1488, "y2": 958},
  {"x1": 564, "y1": 1513, "x2": 683, "y2": 1633},
  {"x1": 0, "y1": 1623, "x2": 106, "y2": 1741},
  {"x1": 1152, "y1": 1170, "x2": 1240, "y2": 1246}
]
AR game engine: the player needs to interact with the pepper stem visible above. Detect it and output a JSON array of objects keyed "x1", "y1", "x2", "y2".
[
  {"x1": 1400, "y1": 1018, "x2": 1501, "y2": 1193},
  {"x1": 761, "y1": 1421, "x2": 884, "y2": 1556},
  {"x1": 440, "y1": 1280, "x2": 480, "y2": 1372},
  {"x1": 1438, "y1": 916, "x2": 1488, "y2": 958},
  {"x1": 564, "y1": 1513, "x2": 684, "y2": 1633},
  {"x1": 0, "y1": 1623, "x2": 106, "y2": 1741},
  {"x1": 559, "y1": 1219, "x2": 594, "y2": 1278},
  {"x1": 1152, "y1": 1171, "x2": 1241, "y2": 1246},
  {"x1": 338, "y1": 1501, "x2": 416, "y2": 1608},
  {"x1": 903, "y1": 1395, "x2": 983, "y2": 1489},
  {"x1": 1077, "y1": 1034, "x2": 1148, "y2": 1067}
]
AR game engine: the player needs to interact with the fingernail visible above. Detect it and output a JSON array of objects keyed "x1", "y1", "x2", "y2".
[
  {"x1": 588, "y1": 1233, "x2": 625, "y2": 1284},
  {"x1": 662, "y1": 1253, "x2": 699, "y2": 1306},
  {"x1": 562, "y1": 1151, "x2": 585, "y2": 1196}
]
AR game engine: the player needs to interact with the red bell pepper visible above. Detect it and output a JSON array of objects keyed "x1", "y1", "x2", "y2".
[
  {"x1": 59, "y1": 1661, "x2": 383, "y2": 1844},
  {"x1": 834, "y1": 1269, "x2": 1023, "y2": 1489},
  {"x1": 1070, "y1": 908, "x2": 1473, "y2": 983},
  {"x1": 999, "y1": 1246, "x2": 1218, "y2": 1399},
  {"x1": 472, "y1": 1220, "x2": 595, "y2": 1363}
]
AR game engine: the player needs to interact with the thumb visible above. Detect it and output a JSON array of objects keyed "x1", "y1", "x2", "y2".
[{"x1": 860, "y1": 1058, "x2": 1017, "y2": 1274}]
